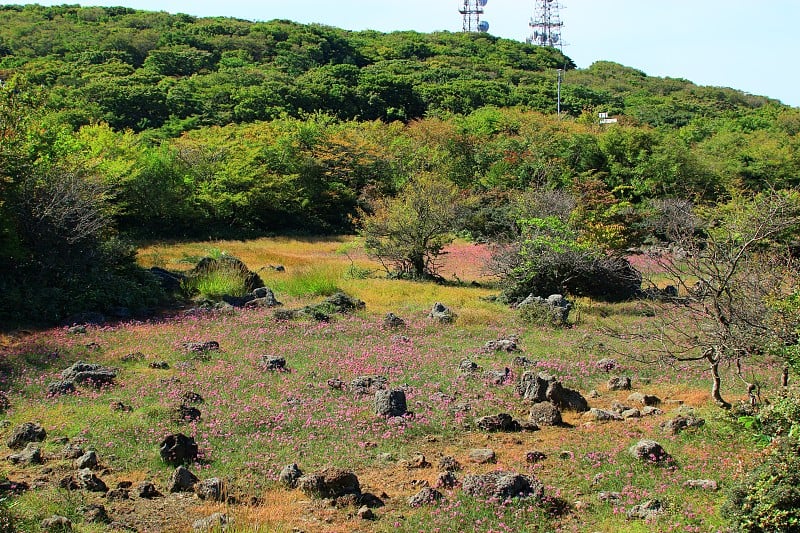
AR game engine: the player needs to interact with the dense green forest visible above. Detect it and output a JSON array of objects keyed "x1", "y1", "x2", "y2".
[{"x1": 1, "y1": 3, "x2": 799, "y2": 322}]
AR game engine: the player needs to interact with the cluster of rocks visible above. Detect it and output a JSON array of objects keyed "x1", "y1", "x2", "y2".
[
  {"x1": 274, "y1": 291, "x2": 365, "y2": 322},
  {"x1": 517, "y1": 294, "x2": 573, "y2": 326},
  {"x1": 279, "y1": 458, "x2": 545, "y2": 522},
  {"x1": 2, "y1": 421, "x2": 227, "y2": 530},
  {"x1": 48, "y1": 361, "x2": 118, "y2": 396},
  {"x1": 515, "y1": 371, "x2": 589, "y2": 427}
]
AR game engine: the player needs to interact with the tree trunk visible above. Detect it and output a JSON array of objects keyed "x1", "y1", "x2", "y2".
[
  {"x1": 410, "y1": 252, "x2": 426, "y2": 278},
  {"x1": 707, "y1": 351, "x2": 731, "y2": 409}
]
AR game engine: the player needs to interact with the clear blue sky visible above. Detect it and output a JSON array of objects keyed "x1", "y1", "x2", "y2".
[{"x1": 28, "y1": 1, "x2": 800, "y2": 107}]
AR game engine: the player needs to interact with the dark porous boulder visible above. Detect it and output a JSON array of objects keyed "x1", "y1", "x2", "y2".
[
  {"x1": 475, "y1": 413, "x2": 521, "y2": 432},
  {"x1": 41, "y1": 515, "x2": 72, "y2": 531},
  {"x1": 350, "y1": 375, "x2": 387, "y2": 394},
  {"x1": 483, "y1": 337, "x2": 520, "y2": 353},
  {"x1": 596, "y1": 358, "x2": 618, "y2": 372},
  {"x1": 468, "y1": 448, "x2": 496, "y2": 464},
  {"x1": 61, "y1": 362, "x2": 117, "y2": 388},
  {"x1": 374, "y1": 389, "x2": 407, "y2": 417},
  {"x1": 48, "y1": 380, "x2": 76, "y2": 396},
  {"x1": 7, "y1": 442, "x2": 43, "y2": 465},
  {"x1": 545, "y1": 380, "x2": 589, "y2": 412},
  {"x1": 168, "y1": 466, "x2": 199, "y2": 493},
  {"x1": 436, "y1": 471, "x2": 458, "y2": 489},
  {"x1": 525, "y1": 451, "x2": 547, "y2": 464},
  {"x1": 78, "y1": 468, "x2": 108, "y2": 492},
  {"x1": 297, "y1": 468, "x2": 361, "y2": 499},
  {"x1": 195, "y1": 478, "x2": 225, "y2": 502},
  {"x1": 528, "y1": 402, "x2": 562, "y2": 427},
  {"x1": 260, "y1": 355, "x2": 287, "y2": 371},
  {"x1": 75, "y1": 450, "x2": 98, "y2": 470},
  {"x1": 137, "y1": 481, "x2": 162, "y2": 499},
  {"x1": 459, "y1": 359, "x2": 481, "y2": 374},
  {"x1": 583, "y1": 408, "x2": 623, "y2": 422},
  {"x1": 408, "y1": 487, "x2": 443, "y2": 507},
  {"x1": 244, "y1": 287, "x2": 281, "y2": 309},
  {"x1": 149, "y1": 267, "x2": 185, "y2": 292},
  {"x1": 322, "y1": 292, "x2": 366, "y2": 314},
  {"x1": 626, "y1": 499, "x2": 664, "y2": 520},
  {"x1": 428, "y1": 302, "x2": 456, "y2": 324},
  {"x1": 627, "y1": 392, "x2": 661, "y2": 407},
  {"x1": 484, "y1": 368, "x2": 511, "y2": 385},
  {"x1": 607, "y1": 376, "x2": 632, "y2": 391},
  {"x1": 182, "y1": 341, "x2": 220, "y2": 353},
  {"x1": 159, "y1": 433, "x2": 198, "y2": 466},
  {"x1": 660, "y1": 415, "x2": 705, "y2": 435},
  {"x1": 7, "y1": 422, "x2": 46, "y2": 450},
  {"x1": 462, "y1": 471, "x2": 545, "y2": 501},
  {"x1": 383, "y1": 313, "x2": 406, "y2": 328},
  {"x1": 517, "y1": 371, "x2": 553, "y2": 403},
  {"x1": 181, "y1": 391, "x2": 204, "y2": 404},
  {"x1": 512, "y1": 355, "x2": 536, "y2": 368},
  {"x1": 79, "y1": 504, "x2": 110, "y2": 524},
  {"x1": 279, "y1": 463, "x2": 303, "y2": 489},
  {"x1": 438, "y1": 456, "x2": 461, "y2": 472},
  {"x1": 0, "y1": 479, "x2": 29, "y2": 495},
  {"x1": 327, "y1": 378, "x2": 345, "y2": 390},
  {"x1": 518, "y1": 294, "x2": 572, "y2": 326},
  {"x1": 630, "y1": 440, "x2": 672, "y2": 464},
  {"x1": 174, "y1": 404, "x2": 201, "y2": 423}
]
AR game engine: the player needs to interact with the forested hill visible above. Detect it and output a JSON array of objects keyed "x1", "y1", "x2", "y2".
[{"x1": 0, "y1": 4, "x2": 783, "y2": 133}]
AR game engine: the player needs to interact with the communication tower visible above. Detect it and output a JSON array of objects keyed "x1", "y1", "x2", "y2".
[
  {"x1": 528, "y1": 0, "x2": 564, "y2": 50},
  {"x1": 459, "y1": 0, "x2": 490, "y2": 33}
]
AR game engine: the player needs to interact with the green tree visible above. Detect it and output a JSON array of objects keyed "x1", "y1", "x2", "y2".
[{"x1": 360, "y1": 173, "x2": 464, "y2": 279}]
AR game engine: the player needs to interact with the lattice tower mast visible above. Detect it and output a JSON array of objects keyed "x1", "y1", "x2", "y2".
[
  {"x1": 528, "y1": 0, "x2": 564, "y2": 50},
  {"x1": 459, "y1": 0, "x2": 486, "y2": 33}
]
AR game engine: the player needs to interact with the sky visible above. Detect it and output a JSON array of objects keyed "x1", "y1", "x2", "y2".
[{"x1": 28, "y1": 1, "x2": 800, "y2": 107}]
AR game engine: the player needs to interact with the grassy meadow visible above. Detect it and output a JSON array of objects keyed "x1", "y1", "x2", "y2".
[{"x1": 0, "y1": 236, "x2": 780, "y2": 532}]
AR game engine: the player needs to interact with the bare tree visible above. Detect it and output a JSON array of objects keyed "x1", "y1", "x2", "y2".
[{"x1": 618, "y1": 190, "x2": 800, "y2": 408}]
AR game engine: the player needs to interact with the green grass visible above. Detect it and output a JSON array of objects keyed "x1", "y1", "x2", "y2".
[
  {"x1": 183, "y1": 266, "x2": 249, "y2": 299},
  {"x1": 266, "y1": 265, "x2": 341, "y2": 297},
  {"x1": 0, "y1": 235, "x2": 779, "y2": 532}
]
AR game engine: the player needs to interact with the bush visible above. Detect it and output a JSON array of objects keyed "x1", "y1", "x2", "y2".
[{"x1": 726, "y1": 437, "x2": 800, "y2": 532}]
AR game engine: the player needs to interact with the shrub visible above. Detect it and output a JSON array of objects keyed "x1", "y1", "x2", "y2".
[{"x1": 726, "y1": 437, "x2": 800, "y2": 532}]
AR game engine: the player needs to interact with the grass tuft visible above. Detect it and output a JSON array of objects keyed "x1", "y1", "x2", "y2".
[{"x1": 267, "y1": 266, "x2": 341, "y2": 297}]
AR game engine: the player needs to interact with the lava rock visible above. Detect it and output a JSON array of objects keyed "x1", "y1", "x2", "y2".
[
  {"x1": 168, "y1": 466, "x2": 199, "y2": 493},
  {"x1": 195, "y1": 478, "x2": 226, "y2": 502},
  {"x1": 297, "y1": 468, "x2": 361, "y2": 499},
  {"x1": 408, "y1": 487, "x2": 443, "y2": 507},
  {"x1": 629, "y1": 440, "x2": 672, "y2": 464},
  {"x1": 159, "y1": 433, "x2": 198, "y2": 466},
  {"x1": 7, "y1": 422, "x2": 46, "y2": 449},
  {"x1": 279, "y1": 463, "x2": 303, "y2": 489},
  {"x1": 374, "y1": 389, "x2": 407, "y2": 417},
  {"x1": 462, "y1": 471, "x2": 544, "y2": 501}
]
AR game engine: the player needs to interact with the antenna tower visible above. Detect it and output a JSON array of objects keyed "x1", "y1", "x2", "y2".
[
  {"x1": 528, "y1": 0, "x2": 564, "y2": 49},
  {"x1": 459, "y1": 0, "x2": 490, "y2": 33}
]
